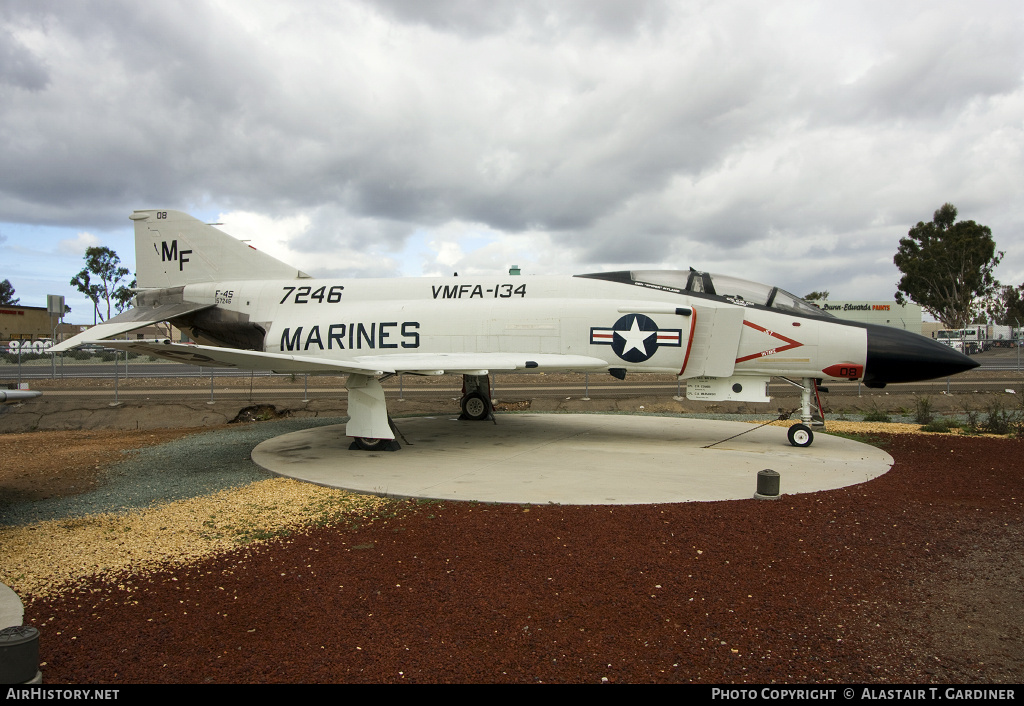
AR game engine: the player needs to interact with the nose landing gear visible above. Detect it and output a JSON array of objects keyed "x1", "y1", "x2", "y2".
[
  {"x1": 787, "y1": 423, "x2": 813, "y2": 448},
  {"x1": 778, "y1": 376, "x2": 826, "y2": 447}
]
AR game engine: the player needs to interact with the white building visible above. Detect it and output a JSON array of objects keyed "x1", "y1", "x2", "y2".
[{"x1": 816, "y1": 301, "x2": 922, "y2": 335}]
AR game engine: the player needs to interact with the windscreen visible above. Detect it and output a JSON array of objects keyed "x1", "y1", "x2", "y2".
[{"x1": 769, "y1": 288, "x2": 833, "y2": 317}]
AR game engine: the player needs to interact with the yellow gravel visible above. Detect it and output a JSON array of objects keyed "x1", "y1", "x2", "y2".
[
  {"x1": 1, "y1": 477, "x2": 394, "y2": 600},
  {"x1": 763, "y1": 419, "x2": 933, "y2": 435},
  {"x1": 762, "y1": 419, "x2": 987, "y2": 435}
]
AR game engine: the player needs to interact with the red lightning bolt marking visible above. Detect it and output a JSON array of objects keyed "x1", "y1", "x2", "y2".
[{"x1": 735, "y1": 321, "x2": 803, "y2": 363}]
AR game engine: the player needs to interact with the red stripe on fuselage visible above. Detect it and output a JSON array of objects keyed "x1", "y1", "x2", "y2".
[{"x1": 679, "y1": 308, "x2": 697, "y2": 376}]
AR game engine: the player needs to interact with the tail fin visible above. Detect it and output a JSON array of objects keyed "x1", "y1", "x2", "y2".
[{"x1": 132, "y1": 209, "x2": 309, "y2": 289}]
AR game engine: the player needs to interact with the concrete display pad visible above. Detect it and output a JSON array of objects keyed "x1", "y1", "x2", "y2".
[
  {"x1": 252, "y1": 414, "x2": 894, "y2": 505},
  {"x1": 0, "y1": 582, "x2": 24, "y2": 630}
]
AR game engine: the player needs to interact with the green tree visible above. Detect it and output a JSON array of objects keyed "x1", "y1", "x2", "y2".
[
  {"x1": 69, "y1": 269, "x2": 101, "y2": 324},
  {"x1": 113, "y1": 277, "x2": 137, "y2": 314},
  {"x1": 988, "y1": 284, "x2": 1024, "y2": 326},
  {"x1": 894, "y1": 203, "x2": 1002, "y2": 329},
  {"x1": 0, "y1": 278, "x2": 18, "y2": 305},
  {"x1": 70, "y1": 246, "x2": 134, "y2": 324},
  {"x1": 802, "y1": 291, "x2": 830, "y2": 302}
]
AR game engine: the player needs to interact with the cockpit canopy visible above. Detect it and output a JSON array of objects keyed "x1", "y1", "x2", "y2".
[{"x1": 583, "y1": 270, "x2": 832, "y2": 318}]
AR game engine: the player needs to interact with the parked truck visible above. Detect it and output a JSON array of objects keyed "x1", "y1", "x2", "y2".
[
  {"x1": 989, "y1": 325, "x2": 1016, "y2": 348},
  {"x1": 932, "y1": 324, "x2": 1019, "y2": 353}
]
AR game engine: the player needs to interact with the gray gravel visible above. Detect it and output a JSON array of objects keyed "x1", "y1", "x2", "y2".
[{"x1": 1, "y1": 417, "x2": 346, "y2": 526}]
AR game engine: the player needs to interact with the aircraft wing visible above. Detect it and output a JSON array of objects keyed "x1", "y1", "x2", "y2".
[
  {"x1": 351, "y1": 352, "x2": 610, "y2": 375},
  {"x1": 93, "y1": 340, "x2": 611, "y2": 376},
  {"x1": 48, "y1": 302, "x2": 214, "y2": 353}
]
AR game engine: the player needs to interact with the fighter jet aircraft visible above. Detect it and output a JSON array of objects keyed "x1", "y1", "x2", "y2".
[{"x1": 50, "y1": 210, "x2": 978, "y2": 449}]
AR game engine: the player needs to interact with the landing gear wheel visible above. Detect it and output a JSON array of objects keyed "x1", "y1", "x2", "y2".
[
  {"x1": 461, "y1": 392, "x2": 490, "y2": 421},
  {"x1": 787, "y1": 424, "x2": 814, "y2": 448},
  {"x1": 353, "y1": 437, "x2": 389, "y2": 451}
]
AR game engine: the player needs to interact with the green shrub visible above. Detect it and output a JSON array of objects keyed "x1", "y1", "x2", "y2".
[
  {"x1": 961, "y1": 408, "x2": 981, "y2": 434},
  {"x1": 914, "y1": 396, "x2": 934, "y2": 425},
  {"x1": 921, "y1": 418, "x2": 956, "y2": 433},
  {"x1": 862, "y1": 405, "x2": 891, "y2": 423},
  {"x1": 981, "y1": 401, "x2": 1020, "y2": 436}
]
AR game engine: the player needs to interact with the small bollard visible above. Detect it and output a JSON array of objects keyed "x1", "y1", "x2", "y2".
[
  {"x1": 0, "y1": 625, "x2": 41, "y2": 684},
  {"x1": 754, "y1": 468, "x2": 780, "y2": 500}
]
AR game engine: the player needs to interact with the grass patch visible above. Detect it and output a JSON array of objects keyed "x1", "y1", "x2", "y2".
[{"x1": 823, "y1": 430, "x2": 889, "y2": 447}]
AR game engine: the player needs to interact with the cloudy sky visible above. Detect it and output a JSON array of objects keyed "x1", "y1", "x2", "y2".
[{"x1": 2, "y1": 0, "x2": 1022, "y2": 321}]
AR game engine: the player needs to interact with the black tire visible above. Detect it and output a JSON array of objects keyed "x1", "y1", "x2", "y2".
[
  {"x1": 354, "y1": 437, "x2": 389, "y2": 451},
  {"x1": 461, "y1": 392, "x2": 490, "y2": 420},
  {"x1": 787, "y1": 424, "x2": 813, "y2": 448}
]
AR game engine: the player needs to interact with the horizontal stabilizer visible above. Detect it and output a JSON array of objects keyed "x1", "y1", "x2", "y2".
[{"x1": 48, "y1": 303, "x2": 214, "y2": 353}]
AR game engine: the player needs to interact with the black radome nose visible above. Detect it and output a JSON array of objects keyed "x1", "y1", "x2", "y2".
[{"x1": 862, "y1": 324, "x2": 979, "y2": 387}]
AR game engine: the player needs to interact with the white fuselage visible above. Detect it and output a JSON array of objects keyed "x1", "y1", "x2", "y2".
[{"x1": 181, "y1": 274, "x2": 868, "y2": 382}]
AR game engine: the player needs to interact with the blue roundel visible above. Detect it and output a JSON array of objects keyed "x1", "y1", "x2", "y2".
[{"x1": 611, "y1": 313, "x2": 659, "y2": 363}]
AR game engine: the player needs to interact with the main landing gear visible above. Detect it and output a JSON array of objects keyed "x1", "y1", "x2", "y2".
[
  {"x1": 351, "y1": 436, "x2": 399, "y2": 452},
  {"x1": 346, "y1": 374, "x2": 402, "y2": 452},
  {"x1": 459, "y1": 374, "x2": 495, "y2": 422},
  {"x1": 346, "y1": 373, "x2": 496, "y2": 451},
  {"x1": 461, "y1": 392, "x2": 490, "y2": 420}
]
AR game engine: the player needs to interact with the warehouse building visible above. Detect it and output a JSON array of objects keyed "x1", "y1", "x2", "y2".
[
  {"x1": 0, "y1": 305, "x2": 56, "y2": 342},
  {"x1": 815, "y1": 301, "x2": 923, "y2": 334}
]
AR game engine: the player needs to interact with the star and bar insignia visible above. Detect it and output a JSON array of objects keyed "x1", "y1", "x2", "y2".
[{"x1": 590, "y1": 313, "x2": 682, "y2": 363}]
